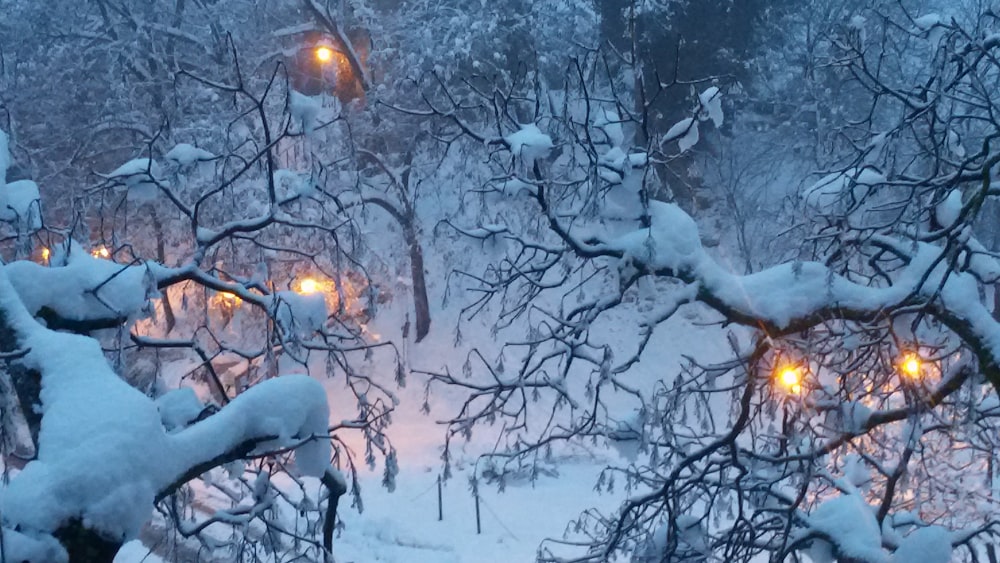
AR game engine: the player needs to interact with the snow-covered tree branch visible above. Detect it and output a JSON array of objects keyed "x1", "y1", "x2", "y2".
[
  {"x1": 402, "y1": 4, "x2": 1000, "y2": 562},
  {"x1": 0, "y1": 263, "x2": 331, "y2": 561},
  {"x1": 8, "y1": 1, "x2": 1000, "y2": 562}
]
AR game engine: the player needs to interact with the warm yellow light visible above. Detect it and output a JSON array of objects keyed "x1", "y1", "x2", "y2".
[
  {"x1": 900, "y1": 354, "x2": 922, "y2": 378},
  {"x1": 92, "y1": 246, "x2": 111, "y2": 259},
  {"x1": 41, "y1": 247, "x2": 50, "y2": 261},
  {"x1": 315, "y1": 46, "x2": 333, "y2": 63},
  {"x1": 777, "y1": 366, "x2": 802, "y2": 393},
  {"x1": 210, "y1": 290, "x2": 242, "y2": 311},
  {"x1": 298, "y1": 278, "x2": 320, "y2": 294}
]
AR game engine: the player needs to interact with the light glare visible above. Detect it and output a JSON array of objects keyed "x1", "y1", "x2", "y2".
[
  {"x1": 778, "y1": 366, "x2": 802, "y2": 394},
  {"x1": 315, "y1": 46, "x2": 333, "y2": 63},
  {"x1": 298, "y1": 278, "x2": 320, "y2": 294},
  {"x1": 901, "y1": 354, "x2": 922, "y2": 377}
]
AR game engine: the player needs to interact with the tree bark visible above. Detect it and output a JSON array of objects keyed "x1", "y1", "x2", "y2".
[
  {"x1": 360, "y1": 194, "x2": 433, "y2": 343},
  {"x1": 152, "y1": 210, "x2": 176, "y2": 334},
  {"x1": 321, "y1": 468, "x2": 348, "y2": 560},
  {"x1": 405, "y1": 223, "x2": 431, "y2": 342},
  {"x1": 0, "y1": 305, "x2": 41, "y2": 453}
]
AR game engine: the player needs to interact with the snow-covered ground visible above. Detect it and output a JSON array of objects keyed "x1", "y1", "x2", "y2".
[
  {"x1": 113, "y1": 458, "x2": 619, "y2": 563},
  {"x1": 110, "y1": 294, "x2": 727, "y2": 562},
  {"x1": 100, "y1": 113, "x2": 737, "y2": 561},
  {"x1": 332, "y1": 457, "x2": 619, "y2": 562}
]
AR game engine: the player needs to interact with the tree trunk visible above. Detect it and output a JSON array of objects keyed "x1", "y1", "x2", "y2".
[
  {"x1": 993, "y1": 283, "x2": 1000, "y2": 322},
  {"x1": 152, "y1": 210, "x2": 176, "y2": 333},
  {"x1": 405, "y1": 224, "x2": 431, "y2": 342},
  {"x1": 0, "y1": 305, "x2": 40, "y2": 453},
  {"x1": 321, "y1": 468, "x2": 348, "y2": 560}
]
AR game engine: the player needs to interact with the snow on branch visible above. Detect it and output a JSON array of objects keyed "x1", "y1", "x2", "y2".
[
  {"x1": 0, "y1": 267, "x2": 330, "y2": 558},
  {"x1": 0, "y1": 180, "x2": 42, "y2": 235},
  {"x1": 544, "y1": 198, "x2": 1000, "y2": 390},
  {"x1": 5, "y1": 241, "x2": 156, "y2": 326}
]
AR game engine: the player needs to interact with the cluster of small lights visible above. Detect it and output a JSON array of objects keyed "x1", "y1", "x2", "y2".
[
  {"x1": 91, "y1": 246, "x2": 111, "y2": 259},
  {"x1": 209, "y1": 277, "x2": 325, "y2": 314},
  {"x1": 774, "y1": 352, "x2": 929, "y2": 396},
  {"x1": 204, "y1": 273, "x2": 368, "y2": 318}
]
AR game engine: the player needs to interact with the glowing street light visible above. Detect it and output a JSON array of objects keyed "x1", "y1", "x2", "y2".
[
  {"x1": 900, "y1": 353, "x2": 922, "y2": 378},
  {"x1": 92, "y1": 246, "x2": 111, "y2": 259},
  {"x1": 297, "y1": 277, "x2": 320, "y2": 295},
  {"x1": 777, "y1": 365, "x2": 802, "y2": 394},
  {"x1": 41, "y1": 247, "x2": 50, "y2": 263},
  {"x1": 210, "y1": 290, "x2": 243, "y2": 313},
  {"x1": 315, "y1": 46, "x2": 334, "y2": 63}
]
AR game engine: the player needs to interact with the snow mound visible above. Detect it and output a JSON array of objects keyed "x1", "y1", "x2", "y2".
[
  {"x1": 803, "y1": 167, "x2": 885, "y2": 213},
  {"x1": 803, "y1": 493, "x2": 889, "y2": 563},
  {"x1": 610, "y1": 201, "x2": 703, "y2": 273},
  {"x1": 107, "y1": 157, "x2": 162, "y2": 181},
  {"x1": 599, "y1": 146, "x2": 629, "y2": 184},
  {"x1": 892, "y1": 526, "x2": 952, "y2": 563},
  {"x1": 639, "y1": 516, "x2": 707, "y2": 561},
  {"x1": 105, "y1": 158, "x2": 164, "y2": 203},
  {"x1": 607, "y1": 409, "x2": 644, "y2": 461},
  {"x1": 164, "y1": 143, "x2": 215, "y2": 166},
  {"x1": 4, "y1": 241, "x2": 154, "y2": 322},
  {"x1": 506, "y1": 124, "x2": 553, "y2": 164},
  {"x1": 273, "y1": 290, "x2": 328, "y2": 339},
  {"x1": 699, "y1": 86, "x2": 724, "y2": 128},
  {"x1": 664, "y1": 117, "x2": 699, "y2": 153},
  {"x1": 0, "y1": 179, "x2": 42, "y2": 233},
  {"x1": 934, "y1": 189, "x2": 962, "y2": 229},
  {"x1": 499, "y1": 178, "x2": 538, "y2": 198},
  {"x1": 914, "y1": 13, "x2": 941, "y2": 30},
  {"x1": 156, "y1": 387, "x2": 205, "y2": 431},
  {"x1": 290, "y1": 91, "x2": 323, "y2": 134},
  {"x1": 628, "y1": 152, "x2": 648, "y2": 168},
  {"x1": 0, "y1": 527, "x2": 68, "y2": 563},
  {"x1": 0, "y1": 266, "x2": 332, "y2": 545},
  {"x1": 841, "y1": 454, "x2": 871, "y2": 488}
]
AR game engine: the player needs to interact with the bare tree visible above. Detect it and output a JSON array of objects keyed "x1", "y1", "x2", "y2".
[
  {"x1": 404, "y1": 5, "x2": 1000, "y2": 561},
  {"x1": 0, "y1": 43, "x2": 404, "y2": 561}
]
